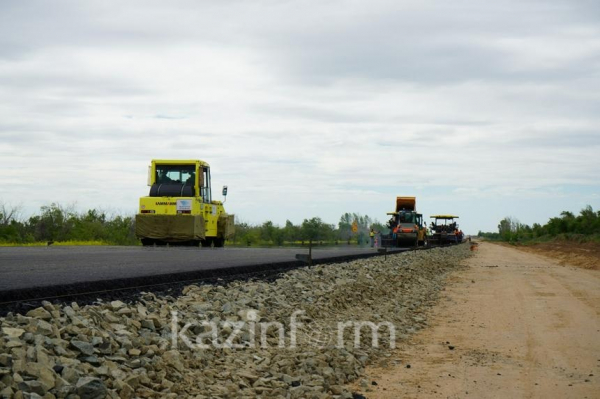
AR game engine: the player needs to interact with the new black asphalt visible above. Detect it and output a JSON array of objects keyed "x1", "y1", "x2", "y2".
[{"x1": 0, "y1": 245, "x2": 407, "y2": 303}]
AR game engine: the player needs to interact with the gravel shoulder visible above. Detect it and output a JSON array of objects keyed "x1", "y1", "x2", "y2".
[
  {"x1": 353, "y1": 241, "x2": 600, "y2": 398},
  {"x1": 0, "y1": 245, "x2": 470, "y2": 399}
]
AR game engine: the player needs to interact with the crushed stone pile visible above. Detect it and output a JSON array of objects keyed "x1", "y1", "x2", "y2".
[{"x1": 0, "y1": 245, "x2": 471, "y2": 399}]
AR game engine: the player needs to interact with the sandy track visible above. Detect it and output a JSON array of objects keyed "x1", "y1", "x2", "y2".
[{"x1": 354, "y1": 242, "x2": 600, "y2": 398}]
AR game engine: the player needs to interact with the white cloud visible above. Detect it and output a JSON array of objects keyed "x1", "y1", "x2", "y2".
[{"x1": 0, "y1": 0, "x2": 599, "y2": 233}]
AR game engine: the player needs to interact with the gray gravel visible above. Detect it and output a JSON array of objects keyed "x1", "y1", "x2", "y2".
[{"x1": 0, "y1": 245, "x2": 471, "y2": 399}]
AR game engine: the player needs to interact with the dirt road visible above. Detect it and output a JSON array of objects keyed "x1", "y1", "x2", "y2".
[{"x1": 354, "y1": 242, "x2": 600, "y2": 398}]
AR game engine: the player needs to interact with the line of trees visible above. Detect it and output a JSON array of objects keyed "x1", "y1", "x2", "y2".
[
  {"x1": 478, "y1": 205, "x2": 600, "y2": 243},
  {"x1": 0, "y1": 202, "x2": 388, "y2": 246},
  {"x1": 230, "y1": 213, "x2": 389, "y2": 246},
  {"x1": 0, "y1": 203, "x2": 137, "y2": 245}
]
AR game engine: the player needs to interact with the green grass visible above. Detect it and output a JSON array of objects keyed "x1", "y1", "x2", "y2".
[
  {"x1": 525, "y1": 234, "x2": 600, "y2": 244},
  {"x1": 0, "y1": 240, "x2": 110, "y2": 247},
  {"x1": 502, "y1": 233, "x2": 600, "y2": 247}
]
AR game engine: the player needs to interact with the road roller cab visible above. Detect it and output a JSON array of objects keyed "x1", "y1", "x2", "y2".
[{"x1": 136, "y1": 159, "x2": 234, "y2": 246}]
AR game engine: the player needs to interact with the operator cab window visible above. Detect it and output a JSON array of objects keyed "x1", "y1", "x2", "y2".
[
  {"x1": 156, "y1": 165, "x2": 195, "y2": 184},
  {"x1": 149, "y1": 164, "x2": 197, "y2": 197},
  {"x1": 399, "y1": 212, "x2": 415, "y2": 224}
]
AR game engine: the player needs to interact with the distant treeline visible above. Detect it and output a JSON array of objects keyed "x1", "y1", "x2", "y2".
[
  {"x1": 478, "y1": 205, "x2": 600, "y2": 243},
  {"x1": 0, "y1": 203, "x2": 388, "y2": 246},
  {"x1": 0, "y1": 203, "x2": 137, "y2": 245},
  {"x1": 231, "y1": 213, "x2": 388, "y2": 246}
]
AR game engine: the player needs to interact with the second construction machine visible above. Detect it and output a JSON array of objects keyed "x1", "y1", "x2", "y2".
[
  {"x1": 381, "y1": 197, "x2": 427, "y2": 248},
  {"x1": 428, "y1": 215, "x2": 463, "y2": 245}
]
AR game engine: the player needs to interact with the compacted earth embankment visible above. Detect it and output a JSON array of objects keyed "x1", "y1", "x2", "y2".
[
  {"x1": 0, "y1": 245, "x2": 470, "y2": 399},
  {"x1": 510, "y1": 240, "x2": 600, "y2": 271},
  {"x1": 354, "y1": 242, "x2": 600, "y2": 398}
]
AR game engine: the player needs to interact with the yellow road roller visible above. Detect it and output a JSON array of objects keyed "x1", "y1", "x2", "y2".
[{"x1": 135, "y1": 159, "x2": 234, "y2": 247}]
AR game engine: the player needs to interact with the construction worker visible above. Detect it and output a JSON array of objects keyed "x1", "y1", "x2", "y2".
[
  {"x1": 158, "y1": 170, "x2": 172, "y2": 184},
  {"x1": 418, "y1": 225, "x2": 426, "y2": 246},
  {"x1": 369, "y1": 228, "x2": 375, "y2": 247},
  {"x1": 185, "y1": 172, "x2": 196, "y2": 196}
]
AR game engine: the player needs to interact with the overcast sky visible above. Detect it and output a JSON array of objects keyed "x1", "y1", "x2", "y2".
[{"x1": 1, "y1": 0, "x2": 599, "y2": 233}]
